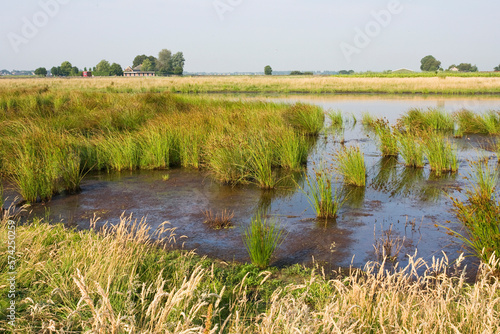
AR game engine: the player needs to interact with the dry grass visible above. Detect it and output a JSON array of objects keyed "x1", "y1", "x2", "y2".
[
  {"x1": 1, "y1": 210, "x2": 500, "y2": 333},
  {"x1": 203, "y1": 209, "x2": 234, "y2": 229},
  {"x1": 2, "y1": 76, "x2": 500, "y2": 94}
]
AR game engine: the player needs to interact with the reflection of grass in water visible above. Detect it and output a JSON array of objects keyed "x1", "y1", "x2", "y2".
[
  {"x1": 370, "y1": 156, "x2": 399, "y2": 192},
  {"x1": 390, "y1": 167, "x2": 426, "y2": 198},
  {"x1": 343, "y1": 185, "x2": 365, "y2": 209},
  {"x1": 419, "y1": 172, "x2": 457, "y2": 202}
]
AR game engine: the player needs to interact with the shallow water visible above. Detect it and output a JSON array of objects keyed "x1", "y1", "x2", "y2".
[{"x1": 3, "y1": 95, "x2": 500, "y2": 272}]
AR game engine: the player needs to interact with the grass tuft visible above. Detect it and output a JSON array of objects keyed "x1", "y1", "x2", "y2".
[
  {"x1": 203, "y1": 209, "x2": 234, "y2": 229},
  {"x1": 334, "y1": 146, "x2": 366, "y2": 187}
]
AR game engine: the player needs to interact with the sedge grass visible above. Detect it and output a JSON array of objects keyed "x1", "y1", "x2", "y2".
[
  {"x1": 203, "y1": 209, "x2": 234, "y2": 229},
  {"x1": 303, "y1": 163, "x2": 345, "y2": 219},
  {"x1": 373, "y1": 119, "x2": 399, "y2": 157},
  {"x1": 328, "y1": 109, "x2": 343, "y2": 127},
  {"x1": 397, "y1": 131, "x2": 425, "y2": 168},
  {"x1": 455, "y1": 109, "x2": 500, "y2": 135},
  {"x1": 423, "y1": 135, "x2": 459, "y2": 175},
  {"x1": 285, "y1": 103, "x2": 324, "y2": 135},
  {"x1": 242, "y1": 213, "x2": 286, "y2": 269},
  {"x1": 398, "y1": 108, "x2": 454, "y2": 132},
  {"x1": 334, "y1": 146, "x2": 366, "y2": 187}
]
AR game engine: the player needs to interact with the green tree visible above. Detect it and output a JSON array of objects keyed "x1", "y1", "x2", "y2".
[
  {"x1": 457, "y1": 63, "x2": 478, "y2": 72},
  {"x1": 172, "y1": 52, "x2": 185, "y2": 75},
  {"x1": 420, "y1": 55, "x2": 442, "y2": 72},
  {"x1": 95, "y1": 60, "x2": 111, "y2": 76},
  {"x1": 60, "y1": 61, "x2": 73, "y2": 76},
  {"x1": 133, "y1": 55, "x2": 147, "y2": 68},
  {"x1": 110, "y1": 63, "x2": 123, "y2": 76},
  {"x1": 70, "y1": 66, "x2": 79, "y2": 76},
  {"x1": 141, "y1": 58, "x2": 153, "y2": 71},
  {"x1": 50, "y1": 66, "x2": 61, "y2": 76},
  {"x1": 34, "y1": 67, "x2": 47, "y2": 76},
  {"x1": 264, "y1": 65, "x2": 272, "y2": 75},
  {"x1": 157, "y1": 49, "x2": 173, "y2": 75},
  {"x1": 495, "y1": 65, "x2": 500, "y2": 71}
]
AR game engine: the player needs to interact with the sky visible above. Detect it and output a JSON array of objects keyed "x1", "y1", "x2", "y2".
[{"x1": 1, "y1": 0, "x2": 499, "y2": 73}]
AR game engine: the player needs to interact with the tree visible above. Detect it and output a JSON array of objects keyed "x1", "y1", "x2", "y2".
[
  {"x1": 110, "y1": 63, "x2": 123, "y2": 76},
  {"x1": 157, "y1": 49, "x2": 173, "y2": 75},
  {"x1": 84, "y1": 67, "x2": 87, "y2": 72},
  {"x1": 456, "y1": 63, "x2": 478, "y2": 72},
  {"x1": 70, "y1": 66, "x2": 79, "y2": 76},
  {"x1": 133, "y1": 55, "x2": 148, "y2": 68},
  {"x1": 60, "y1": 61, "x2": 73, "y2": 76},
  {"x1": 420, "y1": 55, "x2": 441, "y2": 72},
  {"x1": 34, "y1": 67, "x2": 47, "y2": 76},
  {"x1": 141, "y1": 58, "x2": 153, "y2": 71},
  {"x1": 95, "y1": 60, "x2": 111, "y2": 76},
  {"x1": 264, "y1": 65, "x2": 272, "y2": 75},
  {"x1": 171, "y1": 52, "x2": 185, "y2": 75},
  {"x1": 50, "y1": 66, "x2": 61, "y2": 76},
  {"x1": 495, "y1": 65, "x2": 500, "y2": 72}
]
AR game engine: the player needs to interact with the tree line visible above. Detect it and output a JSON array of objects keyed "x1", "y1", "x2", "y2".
[
  {"x1": 33, "y1": 48, "x2": 184, "y2": 77},
  {"x1": 420, "y1": 55, "x2": 498, "y2": 72}
]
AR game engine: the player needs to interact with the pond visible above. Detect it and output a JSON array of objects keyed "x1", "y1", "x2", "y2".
[{"x1": 3, "y1": 94, "x2": 500, "y2": 273}]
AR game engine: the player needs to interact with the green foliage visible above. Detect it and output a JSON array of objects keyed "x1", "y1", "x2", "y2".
[
  {"x1": 397, "y1": 132, "x2": 425, "y2": 168},
  {"x1": 264, "y1": 65, "x2": 272, "y2": 76},
  {"x1": 285, "y1": 103, "x2": 325, "y2": 135},
  {"x1": 95, "y1": 59, "x2": 111, "y2": 76},
  {"x1": 447, "y1": 161, "x2": 500, "y2": 266},
  {"x1": 423, "y1": 135, "x2": 458, "y2": 175},
  {"x1": 328, "y1": 110, "x2": 343, "y2": 127},
  {"x1": 398, "y1": 108, "x2": 454, "y2": 132},
  {"x1": 172, "y1": 52, "x2": 185, "y2": 75},
  {"x1": 243, "y1": 213, "x2": 286, "y2": 269},
  {"x1": 373, "y1": 120, "x2": 399, "y2": 157},
  {"x1": 334, "y1": 146, "x2": 366, "y2": 187},
  {"x1": 157, "y1": 49, "x2": 173, "y2": 75},
  {"x1": 456, "y1": 63, "x2": 478, "y2": 72},
  {"x1": 109, "y1": 63, "x2": 123, "y2": 76},
  {"x1": 420, "y1": 55, "x2": 442, "y2": 72},
  {"x1": 34, "y1": 67, "x2": 47, "y2": 76},
  {"x1": 59, "y1": 61, "x2": 73, "y2": 76},
  {"x1": 303, "y1": 164, "x2": 345, "y2": 219},
  {"x1": 141, "y1": 58, "x2": 154, "y2": 71},
  {"x1": 454, "y1": 110, "x2": 500, "y2": 134}
]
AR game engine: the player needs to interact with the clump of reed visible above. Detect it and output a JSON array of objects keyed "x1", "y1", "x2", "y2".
[
  {"x1": 246, "y1": 132, "x2": 278, "y2": 189},
  {"x1": 242, "y1": 213, "x2": 286, "y2": 269},
  {"x1": 203, "y1": 209, "x2": 234, "y2": 229},
  {"x1": 398, "y1": 108, "x2": 454, "y2": 132},
  {"x1": 397, "y1": 131, "x2": 425, "y2": 168},
  {"x1": 454, "y1": 109, "x2": 500, "y2": 134},
  {"x1": 446, "y1": 160, "x2": 500, "y2": 266},
  {"x1": 303, "y1": 164, "x2": 345, "y2": 219},
  {"x1": 285, "y1": 103, "x2": 325, "y2": 135},
  {"x1": 334, "y1": 146, "x2": 366, "y2": 186},
  {"x1": 328, "y1": 109, "x2": 343, "y2": 127},
  {"x1": 422, "y1": 135, "x2": 458, "y2": 175},
  {"x1": 361, "y1": 112, "x2": 377, "y2": 128},
  {"x1": 373, "y1": 119, "x2": 399, "y2": 156},
  {"x1": 276, "y1": 128, "x2": 309, "y2": 170}
]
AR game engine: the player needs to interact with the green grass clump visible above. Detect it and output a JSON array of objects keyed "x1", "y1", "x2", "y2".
[
  {"x1": 247, "y1": 132, "x2": 278, "y2": 189},
  {"x1": 328, "y1": 110, "x2": 343, "y2": 127},
  {"x1": 398, "y1": 108, "x2": 454, "y2": 132},
  {"x1": 243, "y1": 213, "x2": 286, "y2": 269},
  {"x1": 454, "y1": 110, "x2": 500, "y2": 134},
  {"x1": 361, "y1": 112, "x2": 377, "y2": 128},
  {"x1": 285, "y1": 103, "x2": 325, "y2": 135},
  {"x1": 373, "y1": 120, "x2": 399, "y2": 157},
  {"x1": 446, "y1": 160, "x2": 500, "y2": 266},
  {"x1": 276, "y1": 128, "x2": 308, "y2": 170},
  {"x1": 303, "y1": 164, "x2": 345, "y2": 219},
  {"x1": 397, "y1": 132, "x2": 425, "y2": 168},
  {"x1": 423, "y1": 135, "x2": 458, "y2": 175},
  {"x1": 334, "y1": 146, "x2": 366, "y2": 187}
]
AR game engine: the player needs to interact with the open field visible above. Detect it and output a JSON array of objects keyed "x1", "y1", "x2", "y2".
[{"x1": 2, "y1": 75, "x2": 500, "y2": 94}]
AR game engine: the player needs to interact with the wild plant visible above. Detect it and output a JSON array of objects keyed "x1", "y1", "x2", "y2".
[{"x1": 334, "y1": 146, "x2": 366, "y2": 187}]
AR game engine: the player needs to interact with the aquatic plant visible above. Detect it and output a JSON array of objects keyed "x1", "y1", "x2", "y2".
[
  {"x1": 334, "y1": 146, "x2": 366, "y2": 187},
  {"x1": 361, "y1": 112, "x2": 377, "y2": 129},
  {"x1": 423, "y1": 135, "x2": 458, "y2": 175},
  {"x1": 246, "y1": 132, "x2": 278, "y2": 189},
  {"x1": 285, "y1": 103, "x2": 324, "y2": 135},
  {"x1": 203, "y1": 209, "x2": 234, "y2": 229},
  {"x1": 454, "y1": 110, "x2": 500, "y2": 135},
  {"x1": 373, "y1": 119, "x2": 399, "y2": 156},
  {"x1": 243, "y1": 213, "x2": 286, "y2": 269},
  {"x1": 328, "y1": 109, "x2": 343, "y2": 127},
  {"x1": 397, "y1": 131, "x2": 425, "y2": 168},
  {"x1": 276, "y1": 128, "x2": 308, "y2": 170},
  {"x1": 398, "y1": 108, "x2": 454, "y2": 132},
  {"x1": 446, "y1": 160, "x2": 500, "y2": 267},
  {"x1": 303, "y1": 164, "x2": 345, "y2": 219}
]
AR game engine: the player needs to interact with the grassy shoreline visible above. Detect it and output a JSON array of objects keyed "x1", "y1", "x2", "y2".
[{"x1": 2, "y1": 76, "x2": 500, "y2": 95}]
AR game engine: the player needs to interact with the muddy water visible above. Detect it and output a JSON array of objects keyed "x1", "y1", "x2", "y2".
[{"x1": 3, "y1": 95, "x2": 500, "y2": 272}]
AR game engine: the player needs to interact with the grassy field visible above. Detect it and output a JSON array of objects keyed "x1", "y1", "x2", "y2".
[{"x1": 2, "y1": 75, "x2": 500, "y2": 94}]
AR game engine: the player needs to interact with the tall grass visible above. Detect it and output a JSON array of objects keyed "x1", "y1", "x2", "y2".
[
  {"x1": 246, "y1": 132, "x2": 278, "y2": 189},
  {"x1": 423, "y1": 135, "x2": 458, "y2": 175},
  {"x1": 454, "y1": 110, "x2": 500, "y2": 134},
  {"x1": 285, "y1": 103, "x2": 324, "y2": 135},
  {"x1": 398, "y1": 108, "x2": 454, "y2": 132},
  {"x1": 3, "y1": 211, "x2": 500, "y2": 332},
  {"x1": 397, "y1": 131, "x2": 425, "y2": 168},
  {"x1": 373, "y1": 119, "x2": 399, "y2": 156},
  {"x1": 334, "y1": 146, "x2": 366, "y2": 186},
  {"x1": 303, "y1": 164, "x2": 345, "y2": 219},
  {"x1": 276, "y1": 128, "x2": 308, "y2": 170},
  {"x1": 446, "y1": 160, "x2": 500, "y2": 266},
  {"x1": 243, "y1": 213, "x2": 286, "y2": 269},
  {"x1": 328, "y1": 109, "x2": 343, "y2": 127}
]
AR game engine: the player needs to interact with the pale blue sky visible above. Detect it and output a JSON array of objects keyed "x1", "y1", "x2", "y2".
[{"x1": 1, "y1": 0, "x2": 499, "y2": 72}]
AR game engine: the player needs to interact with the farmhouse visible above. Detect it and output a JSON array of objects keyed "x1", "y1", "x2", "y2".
[{"x1": 123, "y1": 65, "x2": 155, "y2": 77}]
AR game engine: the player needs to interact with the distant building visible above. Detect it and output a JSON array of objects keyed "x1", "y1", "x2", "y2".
[
  {"x1": 449, "y1": 67, "x2": 459, "y2": 72},
  {"x1": 83, "y1": 71, "x2": 92, "y2": 77},
  {"x1": 123, "y1": 65, "x2": 156, "y2": 77}
]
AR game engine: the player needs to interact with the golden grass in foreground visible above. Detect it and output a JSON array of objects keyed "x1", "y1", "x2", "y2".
[
  {"x1": 1, "y1": 76, "x2": 500, "y2": 94},
  {"x1": 1, "y1": 209, "x2": 500, "y2": 333}
]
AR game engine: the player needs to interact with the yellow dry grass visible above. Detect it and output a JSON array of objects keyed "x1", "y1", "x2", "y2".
[{"x1": 1, "y1": 76, "x2": 500, "y2": 94}]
